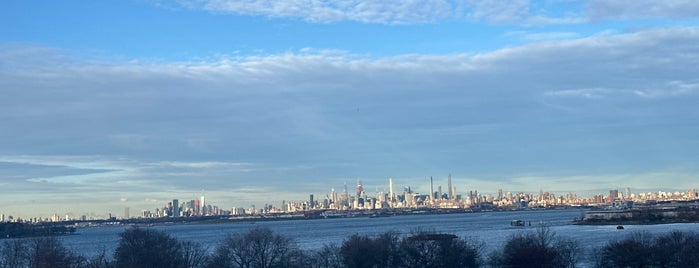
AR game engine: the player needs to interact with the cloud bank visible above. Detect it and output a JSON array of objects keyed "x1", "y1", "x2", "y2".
[{"x1": 2, "y1": 27, "x2": 699, "y2": 216}]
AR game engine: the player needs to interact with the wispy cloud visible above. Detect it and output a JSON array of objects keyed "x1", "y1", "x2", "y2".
[
  {"x1": 179, "y1": 0, "x2": 455, "y2": 24},
  {"x1": 464, "y1": 0, "x2": 584, "y2": 25},
  {"x1": 504, "y1": 31, "x2": 581, "y2": 42},
  {"x1": 171, "y1": 0, "x2": 584, "y2": 25},
  {"x1": 586, "y1": 0, "x2": 699, "y2": 20}
]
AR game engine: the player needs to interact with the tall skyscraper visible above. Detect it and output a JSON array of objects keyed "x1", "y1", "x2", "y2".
[
  {"x1": 389, "y1": 177, "x2": 395, "y2": 202},
  {"x1": 193, "y1": 199, "x2": 200, "y2": 216},
  {"x1": 309, "y1": 194, "x2": 314, "y2": 209},
  {"x1": 429, "y1": 176, "x2": 434, "y2": 201},
  {"x1": 447, "y1": 173, "x2": 452, "y2": 200},
  {"x1": 342, "y1": 183, "x2": 349, "y2": 208},
  {"x1": 356, "y1": 180, "x2": 363, "y2": 197},
  {"x1": 201, "y1": 195, "x2": 206, "y2": 216},
  {"x1": 330, "y1": 188, "x2": 337, "y2": 205},
  {"x1": 172, "y1": 199, "x2": 179, "y2": 218}
]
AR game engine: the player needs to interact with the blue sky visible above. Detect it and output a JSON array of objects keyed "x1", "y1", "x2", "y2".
[{"x1": 2, "y1": 0, "x2": 699, "y2": 218}]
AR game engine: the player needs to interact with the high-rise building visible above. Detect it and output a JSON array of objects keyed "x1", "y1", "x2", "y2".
[
  {"x1": 430, "y1": 176, "x2": 434, "y2": 201},
  {"x1": 201, "y1": 195, "x2": 206, "y2": 216},
  {"x1": 309, "y1": 194, "x2": 314, "y2": 209},
  {"x1": 342, "y1": 183, "x2": 349, "y2": 208},
  {"x1": 124, "y1": 207, "x2": 130, "y2": 219},
  {"x1": 625, "y1": 187, "x2": 631, "y2": 200},
  {"x1": 356, "y1": 180, "x2": 363, "y2": 197},
  {"x1": 609, "y1": 189, "x2": 619, "y2": 203},
  {"x1": 330, "y1": 188, "x2": 337, "y2": 205},
  {"x1": 172, "y1": 199, "x2": 179, "y2": 218},
  {"x1": 194, "y1": 199, "x2": 201, "y2": 216},
  {"x1": 447, "y1": 173, "x2": 452, "y2": 200},
  {"x1": 389, "y1": 177, "x2": 395, "y2": 203}
]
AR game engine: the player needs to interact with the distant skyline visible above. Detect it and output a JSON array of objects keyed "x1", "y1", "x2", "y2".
[{"x1": 2, "y1": 0, "x2": 699, "y2": 218}]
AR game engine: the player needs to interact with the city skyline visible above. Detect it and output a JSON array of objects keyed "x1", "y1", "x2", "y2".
[
  {"x1": 2, "y1": 1, "x2": 699, "y2": 218},
  {"x1": 1, "y1": 174, "x2": 696, "y2": 220}
]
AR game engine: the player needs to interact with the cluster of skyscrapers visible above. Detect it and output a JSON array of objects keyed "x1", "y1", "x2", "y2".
[{"x1": 2, "y1": 175, "x2": 697, "y2": 223}]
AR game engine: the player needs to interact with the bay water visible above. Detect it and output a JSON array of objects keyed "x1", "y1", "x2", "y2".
[{"x1": 58, "y1": 209, "x2": 698, "y2": 266}]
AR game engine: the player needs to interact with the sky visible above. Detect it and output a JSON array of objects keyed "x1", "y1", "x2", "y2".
[{"x1": 2, "y1": 0, "x2": 699, "y2": 219}]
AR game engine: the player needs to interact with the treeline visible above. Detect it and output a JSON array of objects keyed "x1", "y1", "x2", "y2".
[
  {"x1": 0, "y1": 223, "x2": 76, "y2": 239},
  {"x1": 0, "y1": 227, "x2": 698, "y2": 268}
]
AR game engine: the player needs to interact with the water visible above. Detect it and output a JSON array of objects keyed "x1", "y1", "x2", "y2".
[{"x1": 58, "y1": 209, "x2": 698, "y2": 265}]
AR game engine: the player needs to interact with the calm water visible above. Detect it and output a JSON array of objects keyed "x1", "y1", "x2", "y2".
[{"x1": 58, "y1": 209, "x2": 698, "y2": 265}]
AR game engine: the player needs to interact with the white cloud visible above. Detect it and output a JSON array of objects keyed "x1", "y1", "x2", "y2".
[
  {"x1": 587, "y1": 0, "x2": 699, "y2": 20},
  {"x1": 544, "y1": 88, "x2": 615, "y2": 99},
  {"x1": 465, "y1": 0, "x2": 530, "y2": 23},
  {"x1": 451, "y1": 0, "x2": 585, "y2": 25},
  {"x1": 183, "y1": 0, "x2": 455, "y2": 24},
  {"x1": 172, "y1": 0, "x2": 584, "y2": 25},
  {"x1": 505, "y1": 30, "x2": 581, "y2": 42}
]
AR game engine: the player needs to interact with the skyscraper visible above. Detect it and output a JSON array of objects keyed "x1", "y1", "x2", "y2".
[
  {"x1": 429, "y1": 176, "x2": 434, "y2": 201},
  {"x1": 172, "y1": 199, "x2": 179, "y2": 218},
  {"x1": 625, "y1": 187, "x2": 631, "y2": 200},
  {"x1": 389, "y1": 177, "x2": 395, "y2": 203},
  {"x1": 447, "y1": 173, "x2": 452, "y2": 200},
  {"x1": 609, "y1": 189, "x2": 619, "y2": 203},
  {"x1": 200, "y1": 195, "x2": 206, "y2": 216},
  {"x1": 309, "y1": 194, "x2": 314, "y2": 209},
  {"x1": 357, "y1": 180, "x2": 363, "y2": 197}
]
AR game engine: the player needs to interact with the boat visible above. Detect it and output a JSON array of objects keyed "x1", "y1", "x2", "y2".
[
  {"x1": 616, "y1": 225, "x2": 624, "y2": 230},
  {"x1": 511, "y1": 220, "x2": 525, "y2": 226}
]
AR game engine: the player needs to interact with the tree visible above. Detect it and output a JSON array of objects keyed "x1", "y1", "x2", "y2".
[
  {"x1": 208, "y1": 227, "x2": 299, "y2": 268},
  {"x1": 181, "y1": 241, "x2": 208, "y2": 268},
  {"x1": 1, "y1": 239, "x2": 30, "y2": 268},
  {"x1": 340, "y1": 232, "x2": 401, "y2": 268},
  {"x1": 399, "y1": 232, "x2": 483, "y2": 268},
  {"x1": 308, "y1": 244, "x2": 342, "y2": 268},
  {"x1": 490, "y1": 227, "x2": 573, "y2": 268},
  {"x1": 652, "y1": 230, "x2": 699, "y2": 267},
  {"x1": 599, "y1": 231, "x2": 654, "y2": 268},
  {"x1": 597, "y1": 230, "x2": 699, "y2": 268},
  {"x1": 1, "y1": 237, "x2": 86, "y2": 268},
  {"x1": 114, "y1": 228, "x2": 185, "y2": 268},
  {"x1": 27, "y1": 237, "x2": 85, "y2": 268},
  {"x1": 84, "y1": 247, "x2": 115, "y2": 268}
]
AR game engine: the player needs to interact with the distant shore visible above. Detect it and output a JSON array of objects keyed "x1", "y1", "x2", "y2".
[{"x1": 576, "y1": 202, "x2": 699, "y2": 225}]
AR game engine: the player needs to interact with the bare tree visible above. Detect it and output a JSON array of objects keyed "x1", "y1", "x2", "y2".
[
  {"x1": 27, "y1": 237, "x2": 85, "y2": 268},
  {"x1": 181, "y1": 241, "x2": 208, "y2": 268},
  {"x1": 208, "y1": 227, "x2": 298, "y2": 268},
  {"x1": 490, "y1": 227, "x2": 569, "y2": 268},
  {"x1": 400, "y1": 232, "x2": 483, "y2": 268},
  {"x1": 309, "y1": 244, "x2": 343, "y2": 268},
  {"x1": 114, "y1": 228, "x2": 185, "y2": 268},
  {"x1": 340, "y1": 232, "x2": 401, "y2": 268},
  {"x1": 1, "y1": 239, "x2": 30, "y2": 268}
]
